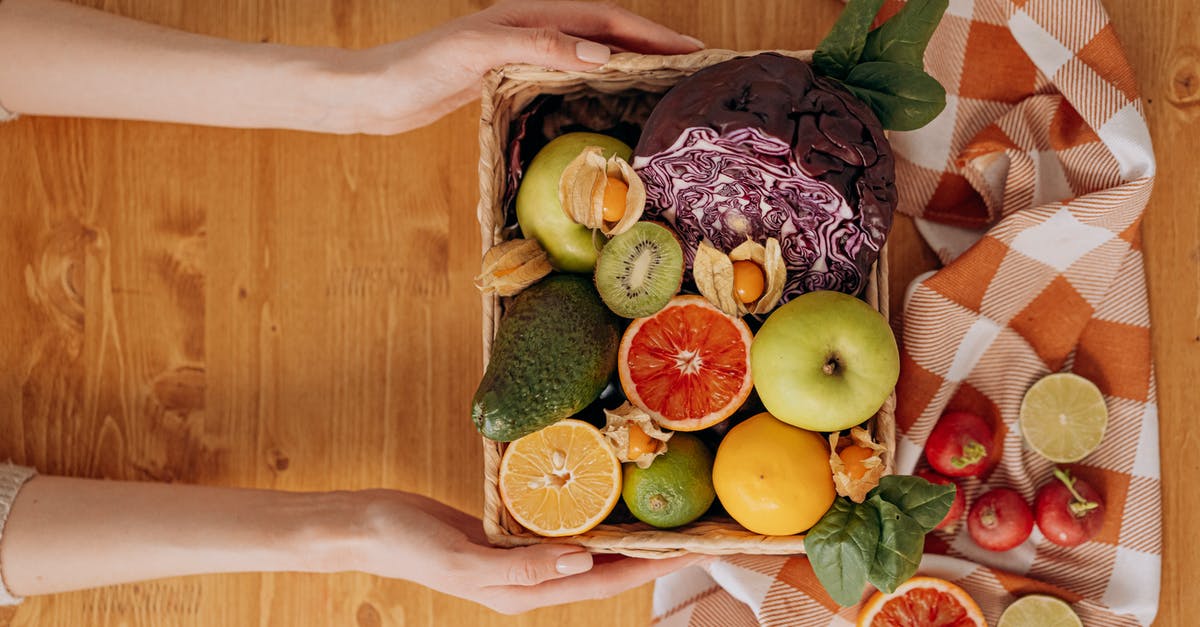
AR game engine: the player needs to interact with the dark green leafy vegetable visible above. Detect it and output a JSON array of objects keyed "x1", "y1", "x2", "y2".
[
  {"x1": 861, "y1": 0, "x2": 950, "y2": 68},
  {"x1": 871, "y1": 474, "x2": 958, "y2": 533},
  {"x1": 867, "y1": 497, "x2": 925, "y2": 593},
  {"x1": 843, "y1": 61, "x2": 947, "y2": 131},
  {"x1": 805, "y1": 497, "x2": 879, "y2": 606},
  {"x1": 805, "y1": 475, "x2": 955, "y2": 606},
  {"x1": 813, "y1": 0, "x2": 885, "y2": 80},
  {"x1": 813, "y1": 0, "x2": 949, "y2": 131}
]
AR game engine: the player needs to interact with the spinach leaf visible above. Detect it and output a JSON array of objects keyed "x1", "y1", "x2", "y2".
[
  {"x1": 805, "y1": 497, "x2": 878, "y2": 606},
  {"x1": 866, "y1": 496, "x2": 925, "y2": 593},
  {"x1": 842, "y1": 61, "x2": 947, "y2": 131},
  {"x1": 861, "y1": 0, "x2": 949, "y2": 68},
  {"x1": 813, "y1": 0, "x2": 886, "y2": 80},
  {"x1": 870, "y1": 475, "x2": 957, "y2": 533}
]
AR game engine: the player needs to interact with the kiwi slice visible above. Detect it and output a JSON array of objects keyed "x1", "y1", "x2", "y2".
[{"x1": 594, "y1": 222, "x2": 684, "y2": 318}]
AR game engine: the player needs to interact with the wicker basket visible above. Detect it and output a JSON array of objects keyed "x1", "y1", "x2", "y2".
[{"x1": 476, "y1": 49, "x2": 895, "y2": 558}]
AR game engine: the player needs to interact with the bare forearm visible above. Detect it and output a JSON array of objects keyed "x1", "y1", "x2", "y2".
[
  {"x1": 0, "y1": 0, "x2": 368, "y2": 132},
  {"x1": 0, "y1": 476, "x2": 365, "y2": 596}
]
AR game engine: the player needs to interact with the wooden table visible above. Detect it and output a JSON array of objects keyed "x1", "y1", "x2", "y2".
[{"x1": 0, "y1": 1, "x2": 1194, "y2": 625}]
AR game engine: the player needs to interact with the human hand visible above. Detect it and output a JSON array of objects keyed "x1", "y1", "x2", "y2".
[
  {"x1": 350, "y1": 490, "x2": 711, "y2": 615},
  {"x1": 338, "y1": 1, "x2": 704, "y2": 134}
]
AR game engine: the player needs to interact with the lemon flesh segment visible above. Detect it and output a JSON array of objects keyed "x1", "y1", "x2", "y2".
[
  {"x1": 997, "y1": 594, "x2": 1082, "y2": 627},
  {"x1": 1019, "y1": 373, "x2": 1108, "y2": 463},
  {"x1": 498, "y1": 419, "x2": 622, "y2": 537}
]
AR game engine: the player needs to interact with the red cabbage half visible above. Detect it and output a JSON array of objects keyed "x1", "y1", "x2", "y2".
[{"x1": 633, "y1": 53, "x2": 897, "y2": 299}]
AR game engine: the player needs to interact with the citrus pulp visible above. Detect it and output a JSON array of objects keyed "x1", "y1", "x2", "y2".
[
  {"x1": 618, "y1": 296, "x2": 753, "y2": 431},
  {"x1": 1019, "y1": 372, "x2": 1108, "y2": 463},
  {"x1": 857, "y1": 576, "x2": 986, "y2": 627},
  {"x1": 997, "y1": 594, "x2": 1081, "y2": 627},
  {"x1": 498, "y1": 419, "x2": 621, "y2": 537}
]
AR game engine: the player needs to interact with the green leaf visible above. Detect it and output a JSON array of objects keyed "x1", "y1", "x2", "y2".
[
  {"x1": 870, "y1": 475, "x2": 957, "y2": 533},
  {"x1": 813, "y1": 0, "x2": 886, "y2": 80},
  {"x1": 842, "y1": 61, "x2": 947, "y2": 131},
  {"x1": 861, "y1": 0, "x2": 950, "y2": 68},
  {"x1": 866, "y1": 497, "x2": 926, "y2": 593},
  {"x1": 805, "y1": 498, "x2": 879, "y2": 606}
]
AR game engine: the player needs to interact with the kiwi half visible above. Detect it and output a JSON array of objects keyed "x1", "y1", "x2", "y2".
[{"x1": 594, "y1": 222, "x2": 684, "y2": 318}]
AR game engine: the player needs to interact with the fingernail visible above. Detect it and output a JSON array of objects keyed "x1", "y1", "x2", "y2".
[
  {"x1": 576, "y1": 41, "x2": 611, "y2": 65},
  {"x1": 556, "y1": 551, "x2": 594, "y2": 575},
  {"x1": 682, "y1": 35, "x2": 706, "y2": 50}
]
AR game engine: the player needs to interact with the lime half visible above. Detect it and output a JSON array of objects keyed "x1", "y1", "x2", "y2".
[
  {"x1": 1020, "y1": 373, "x2": 1108, "y2": 463},
  {"x1": 998, "y1": 595, "x2": 1081, "y2": 627}
]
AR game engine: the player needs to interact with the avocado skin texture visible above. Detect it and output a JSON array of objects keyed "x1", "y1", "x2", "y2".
[{"x1": 473, "y1": 274, "x2": 621, "y2": 442}]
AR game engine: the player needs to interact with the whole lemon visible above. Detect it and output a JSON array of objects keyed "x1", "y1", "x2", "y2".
[{"x1": 713, "y1": 412, "x2": 836, "y2": 535}]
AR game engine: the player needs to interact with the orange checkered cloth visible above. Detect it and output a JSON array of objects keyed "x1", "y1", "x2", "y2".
[{"x1": 653, "y1": 0, "x2": 1159, "y2": 625}]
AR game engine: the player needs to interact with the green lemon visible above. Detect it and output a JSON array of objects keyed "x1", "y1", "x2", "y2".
[
  {"x1": 997, "y1": 595, "x2": 1081, "y2": 627},
  {"x1": 1019, "y1": 372, "x2": 1108, "y2": 463},
  {"x1": 622, "y1": 433, "x2": 715, "y2": 528}
]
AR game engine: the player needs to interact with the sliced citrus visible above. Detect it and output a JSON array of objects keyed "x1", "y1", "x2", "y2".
[
  {"x1": 498, "y1": 419, "x2": 621, "y2": 537},
  {"x1": 857, "y1": 576, "x2": 986, "y2": 627},
  {"x1": 997, "y1": 595, "x2": 1081, "y2": 627},
  {"x1": 1019, "y1": 372, "x2": 1108, "y2": 463},
  {"x1": 618, "y1": 295, "x2": 753, "y2": 431}
]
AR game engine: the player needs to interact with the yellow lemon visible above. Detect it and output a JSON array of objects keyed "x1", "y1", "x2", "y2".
[{"x1": 713, "y1": 412, "x2": 836, "y2": 535}]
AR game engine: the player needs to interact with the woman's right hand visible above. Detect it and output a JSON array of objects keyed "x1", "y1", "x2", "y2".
[
  {"x1": 350, "y1": 490, "x2": 710, "y2": 615},
  {"x1": 337, "y1": 0, "x2": 704, "y2": 134}
]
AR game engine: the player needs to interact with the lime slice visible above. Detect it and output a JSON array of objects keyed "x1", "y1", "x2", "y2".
[
  {"x1": 997, "y1": 595, "x2": 1081, "y2": 627},
  {"x1": 1019, "y1": 373, "x2": 1108, "y2": 463}
]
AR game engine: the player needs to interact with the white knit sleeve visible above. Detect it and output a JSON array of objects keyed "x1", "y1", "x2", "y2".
[{"x1": 0, "y1": 464, "x2": 36, "y2": 605}]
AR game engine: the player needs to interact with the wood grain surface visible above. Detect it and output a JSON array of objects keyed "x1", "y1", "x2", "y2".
[{"x1": 0, "y1": 1, "x2": 1194, "y2": 625}]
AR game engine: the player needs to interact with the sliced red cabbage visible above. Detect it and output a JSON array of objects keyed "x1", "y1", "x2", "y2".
[{"x1": 632, "y1": 53, "x2": 896, "y2": 299}]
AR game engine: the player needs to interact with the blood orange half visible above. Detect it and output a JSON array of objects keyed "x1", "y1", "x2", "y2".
[
  {"x1": 857, "y1": 576, "x2": 986, "y2": 627},
  {"x1": 618, "y1": 296, "x2": 753, "y2": 431}
]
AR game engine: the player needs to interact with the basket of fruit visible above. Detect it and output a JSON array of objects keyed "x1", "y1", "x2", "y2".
[{"x1": 472, "y1": 2, "x2": 956, "y2": 580}]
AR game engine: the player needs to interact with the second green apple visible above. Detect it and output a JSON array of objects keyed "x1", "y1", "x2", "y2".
[{"x1": 750, "y1": 290, "x2": 899, "y2": 432}]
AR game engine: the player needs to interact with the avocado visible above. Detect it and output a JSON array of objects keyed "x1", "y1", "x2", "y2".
[
  {"x1": 473, "y1": 274, "x2": 622, "y2": 442},
  {"x1": 516, "y1": 132, "x2": 632, "y2": 273}
]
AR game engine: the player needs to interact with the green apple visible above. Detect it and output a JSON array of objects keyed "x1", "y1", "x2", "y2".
[
  {"x1": 750, "y1": 291, "x2": 899, "y2": 432},
  {"x1": 516, "y1": 132, "x2": 631, "y2": 273}
]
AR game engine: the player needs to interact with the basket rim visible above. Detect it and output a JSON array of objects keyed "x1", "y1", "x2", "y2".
[{"x1": 475, "y1": 50, "x2": 895, "y2": 558}]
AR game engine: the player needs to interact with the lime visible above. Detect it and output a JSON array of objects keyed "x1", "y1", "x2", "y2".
[
  {"x1": 622, "y1": 433, "x2": 715, "y2": 528},
  {"x1": 997, "y1": 595, "x2": 1081, "y2": 627},
  {"x1": 1019, "y1": 373, "x2": 1108, "y2": 463}
]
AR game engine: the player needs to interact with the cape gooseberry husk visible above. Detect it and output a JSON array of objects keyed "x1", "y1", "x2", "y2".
[
  {"x1": 558, "y1": 147, "x2": 646, "y2": 237},
  {"x1": 474, "y1": 238, "x2": 553, "y2": 297},
  {"x1": 693, "y1": 238, "x2": 786, "y2": 316},
  {"x1": 828, "y1": 426, "x2": 887, "y2": 503},
  {"x1": 601, "y1": 402, "x2": 672, "y2": 469}
]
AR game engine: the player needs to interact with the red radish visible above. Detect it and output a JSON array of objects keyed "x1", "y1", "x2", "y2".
[
  {"x1": 968, "y1": 488, "x2": 1033, "y2": 551},
  {"x1": 915, "y1": 468, "x2": 966, "y2": 531},
  {"x1": 925, "y1": 411, "x2": 996, "y2": 478},
  {"x1": 1035, "y1": 468, "x2": 1106, "y2": 547}
]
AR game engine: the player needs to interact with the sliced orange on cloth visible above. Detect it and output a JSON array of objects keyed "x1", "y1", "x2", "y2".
[
  {"x1": 618, "y1": 295, "x2": 753, "y2": 431},
  {"x1": 857, "y1": 576, "x2": 986, "y2": 627},
  {"x1": 499, "y1": 419, "x2": 621, "y2": 537}
]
